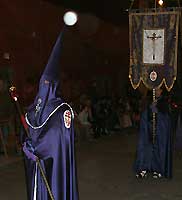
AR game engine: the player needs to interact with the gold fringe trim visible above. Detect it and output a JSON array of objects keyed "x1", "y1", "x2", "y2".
[{"x1": 129, "y1": 75, "x2": 176, "y2": 92}]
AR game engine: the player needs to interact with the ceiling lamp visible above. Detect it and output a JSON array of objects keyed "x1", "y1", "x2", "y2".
[{"x1": 63, "y1": 11, "x2": 78, "y2": 26}]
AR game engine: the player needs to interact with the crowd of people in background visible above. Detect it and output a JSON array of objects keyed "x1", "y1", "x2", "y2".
[
  {"x1": 72, "y1": 89, "x2": 143, "y2": 143},
  {"x1": 1, "y1": 74, "x2": 182, "y2": 164}
]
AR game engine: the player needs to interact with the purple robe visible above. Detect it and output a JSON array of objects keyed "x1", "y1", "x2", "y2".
[
  {"x1": 133, "y1": 96, "x2": 172, "y2": 178},
  {"x1": 22, "y1": 29, "x2": 79, "y2": 199},
  {"x1": 175, "y1": 112, "x2": 182, "y2": 151},
  {"x1": 24, "y1": 100, "x2": 79, "y2": 200}
]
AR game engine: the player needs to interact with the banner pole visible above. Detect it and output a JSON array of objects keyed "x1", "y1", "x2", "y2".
[{"x1": 152, "y1": 88, "x2": 156, "y2": 144}]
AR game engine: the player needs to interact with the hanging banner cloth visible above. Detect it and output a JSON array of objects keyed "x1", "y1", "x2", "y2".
[{"x1": 129, "y1": 8, "x2": 180, "y2": 91}]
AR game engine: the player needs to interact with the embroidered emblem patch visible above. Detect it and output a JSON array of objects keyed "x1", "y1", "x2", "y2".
[
  {"x1": 63, "y1": 110, "x2": 71, "y2": 128},
  {"x1": 35, "y1": 98, "x2": 42, "y2": 116},
  {"x1": 150, "y1": 70, "x2": 157, "y2": 82}
]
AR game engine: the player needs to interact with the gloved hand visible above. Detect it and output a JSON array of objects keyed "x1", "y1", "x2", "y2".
[{"x1": 23, "y1": 140, "x2": 37, "y2": 162}]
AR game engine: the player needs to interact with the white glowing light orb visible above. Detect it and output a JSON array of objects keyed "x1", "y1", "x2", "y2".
[
  {"x1": 63, "y1": 11, "x2": 78, "y2": 26},
  {"x1": 158, "y1": 0, "x2": 163, "y2": 6}
]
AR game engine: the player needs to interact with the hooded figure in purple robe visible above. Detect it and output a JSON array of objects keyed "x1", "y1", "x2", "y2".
[
  {"x1": 134, "y1": 88, "x2": 172, "y2": 179},
  {"x1": 22, "y1": 27, "x2": 79, "y2": 200}
]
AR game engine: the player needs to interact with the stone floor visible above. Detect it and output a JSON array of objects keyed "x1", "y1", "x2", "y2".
[{"x1": 0, "y1": 129, "x2": 182, "y2": 200}]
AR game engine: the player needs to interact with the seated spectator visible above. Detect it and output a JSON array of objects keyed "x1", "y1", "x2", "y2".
[
  {"x1": 118, "y1": 97, "x2": 132, "y2": 131},
  {"x1": 77, "y1": 104, "x2": 94, "y2": 141},
  {"x1": 93, "y1": 97, "x2": 112, "y2": 136}
]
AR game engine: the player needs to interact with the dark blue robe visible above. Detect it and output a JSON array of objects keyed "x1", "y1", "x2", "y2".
[
  {"x1": 23, "y1": 99, "x2": 79, "y2": 200},
  {"x1": 175, "y1": 111, "x2": 182, "y2": 151},
  {"x1": 22, "y1": 30, "x2": 79, "y2": 199},
  {"x1": 23, "y1": 77, "x2": 79, "y2": 200},
  {"x1": 134, "y1": 96, "x2": 172, "y2": 178}
]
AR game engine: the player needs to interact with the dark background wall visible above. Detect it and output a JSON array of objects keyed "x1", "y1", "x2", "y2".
[{"x1": 0, "y1": 0, "x2": 130, "y2": 101}]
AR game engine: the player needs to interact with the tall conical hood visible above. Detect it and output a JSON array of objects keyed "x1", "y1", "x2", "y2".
[
  {"x1": 26, "y1": 11, "x2": 78, "y2": 128},
  {"x1": 26, "y1": 30, "x2": 66, "y2": 127},
  {"x1": 41, "y1": 30, "x2": 64, "y2": 82}
]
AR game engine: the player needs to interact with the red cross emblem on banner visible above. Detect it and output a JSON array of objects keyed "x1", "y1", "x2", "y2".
[{"x1": 63, "y1": 110, "x2": 72, "y2": 128}]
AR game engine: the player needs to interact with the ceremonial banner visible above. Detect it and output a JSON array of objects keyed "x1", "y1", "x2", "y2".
[{"x1": 129, "y1": 8, "x2": 180, "y2": 91}]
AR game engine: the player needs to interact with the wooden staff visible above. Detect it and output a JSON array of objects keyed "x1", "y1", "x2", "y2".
[{"x1": 9, "y1": 86, "x2": 55, "y2": 200}]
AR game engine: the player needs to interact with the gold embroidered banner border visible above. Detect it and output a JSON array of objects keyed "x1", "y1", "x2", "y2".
[{"x1": 129, "y1": 8, "x2": 180, "y2": 91}]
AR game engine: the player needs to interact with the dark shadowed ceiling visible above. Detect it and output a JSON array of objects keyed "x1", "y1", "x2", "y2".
[
  {"x1": 44, "y1": 0, "x2": 182, "y2": 25},
  {"x1": 44, "y1": 0, "x2": 130, "y2": 26},
  {"x1": 0, "y1": 0, "x2": 181, "y2": 96}
]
